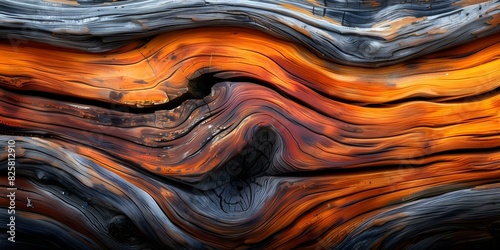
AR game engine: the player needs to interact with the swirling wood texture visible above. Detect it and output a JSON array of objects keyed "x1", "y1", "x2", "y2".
[
  {"x1": 1, "y1": 0, "x2": 500, "y2": 249},
  {"x1": 0, "y1": 0, "x2": 499, "y2": 66}
]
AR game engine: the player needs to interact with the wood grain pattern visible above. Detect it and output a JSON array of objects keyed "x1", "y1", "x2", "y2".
[
  {"x1": 0, "y1": 0, "x2": 499, "y2": 66},
  {"x1": 1, "y1": 0, "x2": 500, "y2": 249}
]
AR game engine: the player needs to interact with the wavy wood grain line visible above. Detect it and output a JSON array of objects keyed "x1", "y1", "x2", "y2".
[
  {"x1": 0, "y1": 0, "x2": 499, "y2": 66},
  {"x1": 1, "y1": 28, "x2": 499, "y2": 107}
]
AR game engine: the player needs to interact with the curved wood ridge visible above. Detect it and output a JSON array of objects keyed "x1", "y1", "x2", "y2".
[
  {"x1": 1, "y1": 0, "x2": 500, "y2": 249},
  {"x1": 0, "y1": 0, "x2": 499, "y2": 66},
  {"x1": 1, "y1": 28, "x2": 499, "y2": 107}
]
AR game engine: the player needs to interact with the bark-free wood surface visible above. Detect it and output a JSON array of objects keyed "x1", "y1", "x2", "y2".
[{"x1": 0, "y1": 0, "x2": 499, "y2": 66}]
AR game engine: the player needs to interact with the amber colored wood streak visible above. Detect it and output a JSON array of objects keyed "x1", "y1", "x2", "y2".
[
  {"x1": 0, "y1": 27, "x2": 499, "y2": 107},
  {"x1": 0, "y1": 27, "x2": 500, "y2": 248},
  {"x1": 1, "y1": 0, "x2": 498, "y2": 67},
  {"x1": 1, "y1": 76, "x2": 499, "y2": 173}
]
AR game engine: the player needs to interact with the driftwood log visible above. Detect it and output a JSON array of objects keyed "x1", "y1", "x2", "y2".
[{"x1": 1, "y1": 0, "x2": 500, "y2": 249}]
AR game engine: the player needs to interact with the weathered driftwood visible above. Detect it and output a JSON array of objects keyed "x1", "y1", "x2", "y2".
[
  {"x1": 0, "y1": 0, "x2": 499, "y2": 66},
  {"x1": 1, "y1": 0, "x2": 500, "y2": 249}
]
